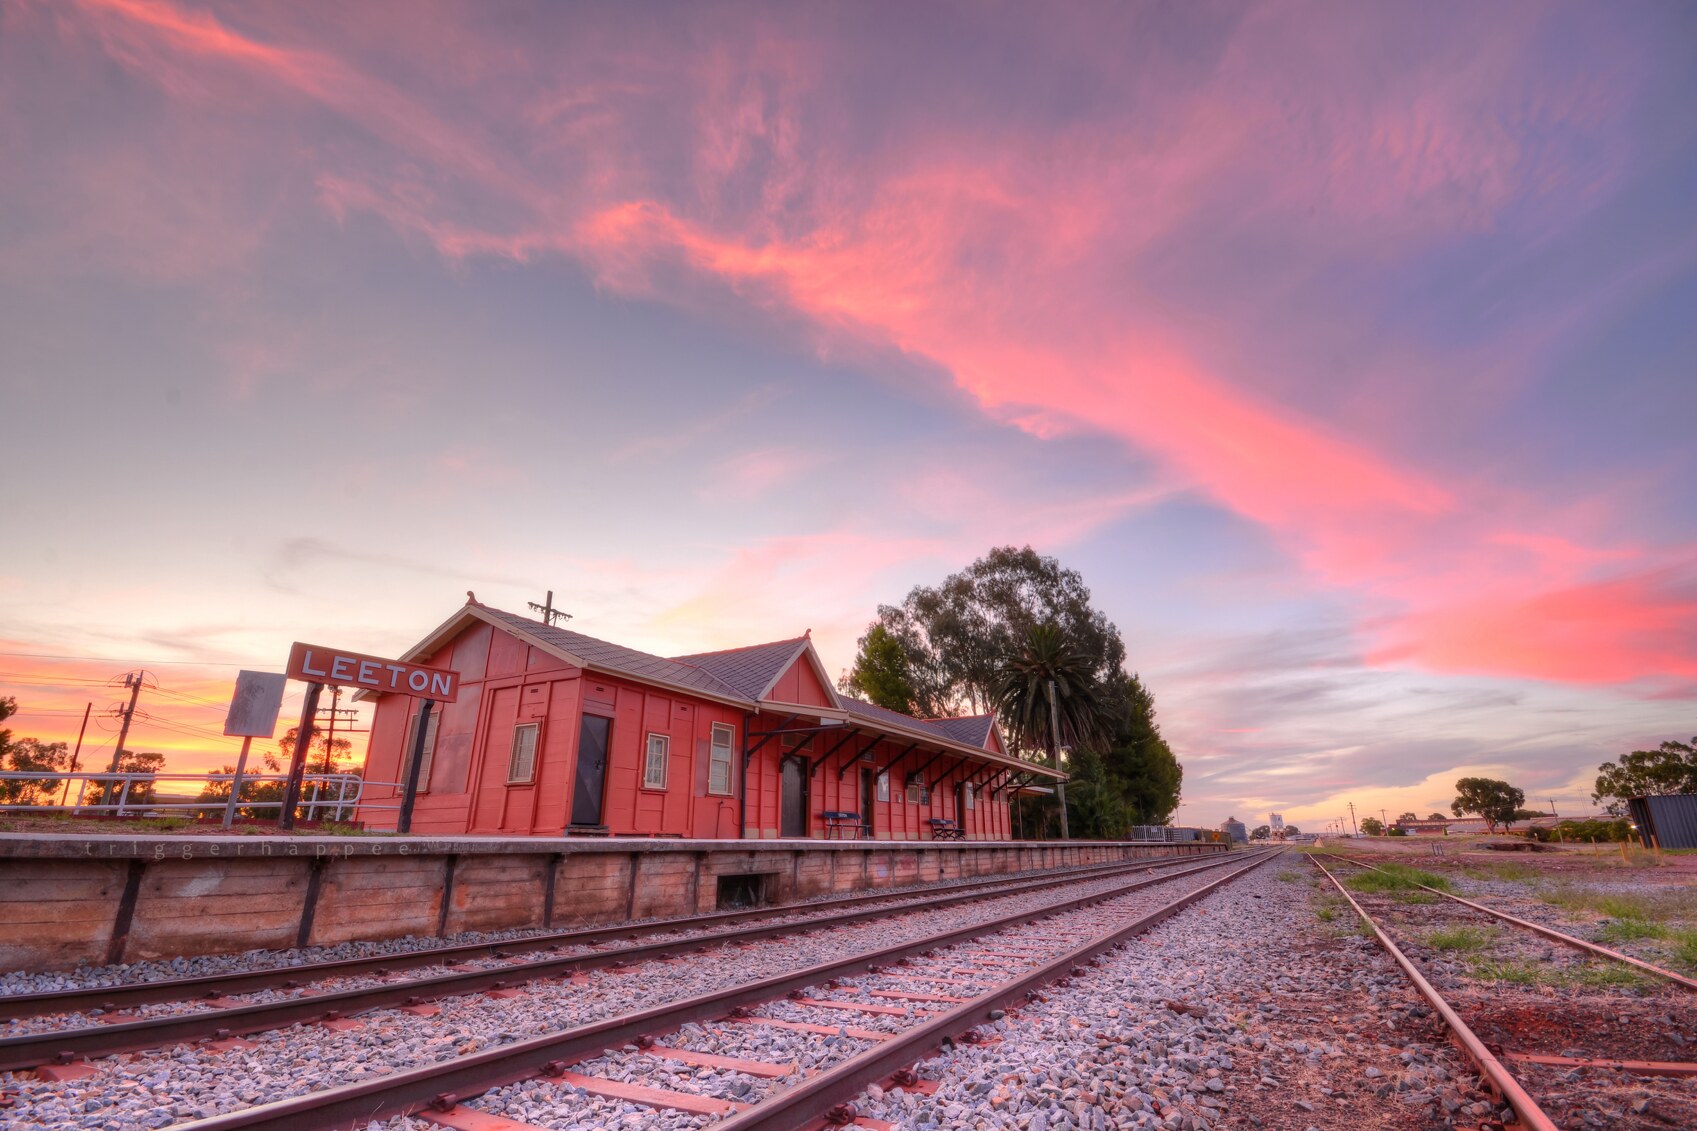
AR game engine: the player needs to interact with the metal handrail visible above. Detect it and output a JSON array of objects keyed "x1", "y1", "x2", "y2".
[{"x1": 0, "y1": 770, "x2": 404, "y2": 821}]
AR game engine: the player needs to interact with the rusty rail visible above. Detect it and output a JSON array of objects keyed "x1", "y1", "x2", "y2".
[
  {"x1": 714, "y1": 849, "x2": 1283, "y2": 1131},
  {"x1": 1309, "y1": 856, "x2": 1559, "y2": 1131},
  {"x1": 165, "y1": 849, "x2": 1278, "y2": 1131},
  {"x1": 1, "y1": 853, "x2": 1247, "y2": 1073},
  {"x1": 0, "y1": 852, "x2": 1203, "y2": 1024},
  {"x1": 1317, "y1": 851, "x2": 1697, "y2": 992}
]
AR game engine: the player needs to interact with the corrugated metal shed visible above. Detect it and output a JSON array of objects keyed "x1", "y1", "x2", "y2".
[{"x1": 1629, "y1": 794, "x2": 1697, "y2": 849}]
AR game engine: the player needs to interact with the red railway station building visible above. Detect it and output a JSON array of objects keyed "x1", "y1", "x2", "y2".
[{"x1": 356, "y1": 598, "x2": 1061, "y2": 839}]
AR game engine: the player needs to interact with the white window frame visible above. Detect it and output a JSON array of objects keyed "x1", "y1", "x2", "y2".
[
  {"x1": 907, "y1": 778, "x2": 925, "y2": 805},
  {"x1": 507, "y1": 723, "x2": 539, "y2": 784},
  {"x1": 643, "y1": 732, "x2": 670, "y2": 790},
  {"x1": 708, "y1": 723, "x2": 735, "y2": 796},
  {"x1": 876, "y1": 771, "x2": 889, "y2": 802},
  {"x1": 401, "y1": 707, "x2": 440, "y2": 793},
  {"x1": 965, "y1": 782, "x2": 975, "y2": 811}
]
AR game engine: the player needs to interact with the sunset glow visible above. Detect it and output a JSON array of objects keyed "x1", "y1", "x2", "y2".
[{"x1": 5, "y1": 0, "x2": 1695, "y2": 830}]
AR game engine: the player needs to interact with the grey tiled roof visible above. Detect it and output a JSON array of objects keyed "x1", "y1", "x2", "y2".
[
  {"x1": 473, "y1": 605, "x2": 1037, "y2": 769},
  {"x1": 836, "y1": 696, "x2": 963, "y2": 741},
  {"x1": 926, "y1": 714, "x2": 995, "y2": 749},
  {"x1": 671, "y1": 637, "x2": 810, "y2": 701},
  {"x1": 478, "y1": 606, "x2": 751, "y2": 703}
]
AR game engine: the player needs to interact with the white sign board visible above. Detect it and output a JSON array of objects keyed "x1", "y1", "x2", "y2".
[{"x1": 224, "y1": 670, "x2": 288, "y2": 738}]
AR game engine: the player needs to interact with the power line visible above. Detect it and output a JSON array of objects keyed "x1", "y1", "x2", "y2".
[
  {"x1": 150, "y1": 685, "x2": 235, "y2": 710},
  {"x1": 0, "y1": 672, "x2": 130, "y2": 687},
  {"x1": 0, "y1": 651, "x2": 263, "y2": 667},
  {"x1": 132, "y1": 710, "x2": 234, "y2": 741}
]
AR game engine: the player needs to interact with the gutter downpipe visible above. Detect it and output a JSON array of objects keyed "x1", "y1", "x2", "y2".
[{"x1": 738, "y1": 711, "x2": 753, "y2": 840}]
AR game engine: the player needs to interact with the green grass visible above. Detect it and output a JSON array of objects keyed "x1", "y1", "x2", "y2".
[
  {"x1": 1467, "y1": 957, "x2": 1649, "y2": 990},
  {"x1": 1277, "y1": 871, "x2": 1308, "y2": 883},
  {"x1": 1596, "y1": 918, "x2": 1668, "y2": 944},
  {"x1": 1542, "y1": 885, "x2": 1659, "y2": 921},
  {"x1": 1461, "y1": 861, "x2": 1538, "y2": 883},
  {"x1": 1426, "y1": 926, "x2": 1496, "y2": 952},
  {"x1": 1343, "y1": 862, "x2": 1452, "y2": 895},
  {"x1": 1538, "y1": 883, "x2": 1697, "y2": 924}
]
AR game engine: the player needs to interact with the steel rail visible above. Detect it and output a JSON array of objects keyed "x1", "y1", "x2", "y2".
[
  {"x1": 0, "y1": 851, "x2": 1212, "y2": 1023},
  {"x1": 713, "y1": 849, "x2": 1284, "y2": 1131},
  {"x1": 166, "y1": 850, "x2": 1275, "y2": 1131},
  {"x1": 0, "y1": 853, "x2": 1239, "y2": 1071},
  {"x1": 1309, "y1": 856, "x2": 1559, "y2": 1131},
  {"x1": 1317, "y1": 852, "x2": 1697, "y2": 992}
]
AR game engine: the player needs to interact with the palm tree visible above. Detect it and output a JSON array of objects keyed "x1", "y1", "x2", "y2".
[{"x1": 991, "y1": 624, "x2": 1113, "y2": 766}]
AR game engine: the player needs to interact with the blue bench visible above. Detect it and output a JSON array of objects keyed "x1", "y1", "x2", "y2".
[{"x1": 822, "y1": 810, "x2": 869, "y2": 839}]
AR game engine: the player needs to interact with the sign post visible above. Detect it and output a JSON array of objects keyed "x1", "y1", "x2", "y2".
[
  {"x1": 281, "y1": 643, "x2": 459, "y2": 832},
  {"x1": 396, "y1": 699, "x2": 434, "y2": 835},
  {"x1": 221, "y1": 670, "x2": 287, "y2": 829}
]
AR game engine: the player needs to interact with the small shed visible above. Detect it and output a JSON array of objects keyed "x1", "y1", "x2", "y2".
[{"x1": 1628, "y1": 795, "x2": 1697, "y2": 850}]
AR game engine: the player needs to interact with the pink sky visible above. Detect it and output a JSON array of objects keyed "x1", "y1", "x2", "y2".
[{"x1": 4, "y1": 0, "x2": 1695, "y2": 829}]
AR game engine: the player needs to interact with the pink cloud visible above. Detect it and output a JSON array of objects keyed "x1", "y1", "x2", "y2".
[
  {"x1": 37, "y1": 0, "x2": 1694, "y2": 687},
  {"x1": 1371, "y1": 570, "x2": 1697, "y2": 684}
]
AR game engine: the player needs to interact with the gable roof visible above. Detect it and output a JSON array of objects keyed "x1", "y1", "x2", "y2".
[
  {"x1": 360, "y1": 601, "x2": 754, "y2": 708},
  {"x1": 926, "y1": 714, "x2": 995, "y2": 749},
  {"x1": 364, "y1": 599, "x2": 1060, "y2": 779},
  {"x1": 476, "y1": 605, "x2": 749, "y2": 702},
  {"x1": 835, "y1": 697, "x2": 1055, "y2": 779},
  {"x1": 673, "y1": 637, "x2": 811, "y2": 699}
]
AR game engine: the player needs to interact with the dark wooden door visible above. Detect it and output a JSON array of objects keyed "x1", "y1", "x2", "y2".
[
  {"x1": 572, "y1": 715, "x2": 610, "y2": 827},
  {"x1": 780, "y1": 756, "x2": 808, "y2": 838},
  {"x1": 861, "y1": 768, "x2": 876, "y2": 836}
]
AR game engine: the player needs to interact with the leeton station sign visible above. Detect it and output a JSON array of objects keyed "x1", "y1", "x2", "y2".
[
  {"x1": 278, "y1": 643, "x2": 458, "y2": 833},
  {"x1": 285, "y1": 643, "x2": 459, "y2": 701}
]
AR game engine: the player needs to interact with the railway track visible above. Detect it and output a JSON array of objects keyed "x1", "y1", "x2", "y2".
[
  {"x1": 5, "y1": 849, "x2": 1276, "y2": 1130},
  {"x1": 0, "y1": 852, "x2": 1241, "y2": 1076},
  {"x1": 162, "y1": 848, "x2": 1281, "y2": 1131},
  {"x1": 1, "y1": 853, "x2": 1196, "y2": 1027},
  {"x1": 1310, "y1": 854, "x2": 1697, "y2": 1131}
]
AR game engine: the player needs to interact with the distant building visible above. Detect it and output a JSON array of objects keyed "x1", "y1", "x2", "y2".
[
  {"x1": 1220, "y1": 816, "x2": 1248, "y2": 844},
  {"x1": 1629, "y1": 796, "x2": 1697, "y2": 849},
  {"x1": 1396, "y1": 819, "x2": 1451, "y2": 835},
  {"x1": 1269, "y1": 812, "x2": 1284, "y2": 834}
]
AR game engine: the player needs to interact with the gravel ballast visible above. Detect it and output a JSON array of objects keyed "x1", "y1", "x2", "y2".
[{"x1": 2, "y1": 858, "x2": 1242, "y2": 1129}]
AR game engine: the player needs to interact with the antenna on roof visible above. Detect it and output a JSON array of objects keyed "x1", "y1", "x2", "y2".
[{"x1": 527, "y1": 589, "x2": 572, "y2": 627}]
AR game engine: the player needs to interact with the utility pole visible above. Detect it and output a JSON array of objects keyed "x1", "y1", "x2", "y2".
[
  {"x1": 1347, "y1": 801, "x2": 1358, "y2": 836},
  {"x1": 527, "y1": 590, "x2": 572, "y2": 627},
  {"x1": 317, "y1": 687, "x2": 350, "y2": 774},
  {"x1": 59, "y1": 702, "x2": 92, "y2": 806},
  {"x1": 103, "y1": 673, "x2": 145, "y2": 807},
  {"x1": 1046, "y1": 679, "x2": 1069, "y2": 840},
  {"x1": 279, "y1": 682, "x2": 324, "y2": 831}
]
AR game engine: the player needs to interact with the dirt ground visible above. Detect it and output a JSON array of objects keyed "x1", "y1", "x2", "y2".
[{"x1": 1317, "y1": 834, "x2": 1697, "y2": 884}]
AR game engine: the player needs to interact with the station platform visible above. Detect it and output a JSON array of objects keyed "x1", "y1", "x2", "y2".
[{"x1": 0, "y1": 833, "x2": 1225, "y2": 971}]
